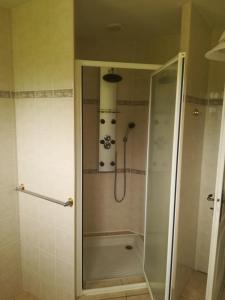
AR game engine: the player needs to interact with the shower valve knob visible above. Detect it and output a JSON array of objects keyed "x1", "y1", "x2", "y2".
[
  {"x1": 104, "y1": 142, "x2": 111, "y2": 149},
  {"x1": 104, "y1": 135, "x2": 111, "y2": 141}
]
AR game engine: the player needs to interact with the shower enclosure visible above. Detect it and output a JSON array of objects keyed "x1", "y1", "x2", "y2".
[{"x1": 75, "y1": 53, "x2": 186, "y2": 298}]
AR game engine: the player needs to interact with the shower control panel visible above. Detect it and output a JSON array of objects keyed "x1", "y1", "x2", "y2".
[
  {"x1": 99, "y1": 67, "x2": 118, "y2": 172},
  {"x1": 100, "y1": 135, "x2": 115, "y2": 150}
]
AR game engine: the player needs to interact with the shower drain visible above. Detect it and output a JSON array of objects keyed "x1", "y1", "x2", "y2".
[{"x1": 125, "y1": 245, "x2": 133, "y2": 250}]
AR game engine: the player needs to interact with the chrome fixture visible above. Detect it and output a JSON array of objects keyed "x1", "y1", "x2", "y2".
[
  {"x1": 205, "y1": 30, "x2": 225, "y2": 61},
  {"x1": 192, "y1": 108, "x2": 200, "y2": 116},
  {"x1": 123, "y1": 122, "x2": 136, "y2": 142},
  {"x1": 100, "y1": 135, "x2": 115, "y2": 150},
  {"x1": 16, "y1": 184, "x2": 73, "y2": 207},
  {"x1": 114, "y1": 122, "x2": 136, "y2": 203},
  {"x1": 103, "y1": 68, "x2": 122, "y2": 83}
]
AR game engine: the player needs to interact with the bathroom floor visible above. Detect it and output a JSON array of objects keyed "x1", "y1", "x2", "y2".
[
  {"x1": 14, "y1": 290, "x2": 151, "y2": 300},
  {"x1": 83, "y1": 234, "x2": 144, "y2": 288},
  {"x1": 180, "y1": 271, "x2": 207, "y2": 300},
  {"x1": 12, "y1": 292, "x2": 37, "y2": 300}
]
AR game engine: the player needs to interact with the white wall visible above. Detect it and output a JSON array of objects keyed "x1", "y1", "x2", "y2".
[
  {"x1": 0, "y1": 7, "x2": 22, "y2": 300},
  {"x1": 10, "y1": 0, "x2": 75, "y2": 299}
]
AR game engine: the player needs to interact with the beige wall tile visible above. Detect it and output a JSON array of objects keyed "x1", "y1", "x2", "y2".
[
  {"x1": 196, "y1": 103, "x2": 222, "y2": 273},
  {"x1": 10, "y1": 0, "x2": 75, "y2": 299},
  {"x1": 83, "y1": 68, "x2": 149, "y2": 234},
  {"x1": 175, "y1": 102, "x2": 206, "y2": 299}
]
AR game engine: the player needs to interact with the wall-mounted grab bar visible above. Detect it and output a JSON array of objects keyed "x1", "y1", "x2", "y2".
[{"x1": 16, "y1": 184, "x2": 73, "y2": 207}]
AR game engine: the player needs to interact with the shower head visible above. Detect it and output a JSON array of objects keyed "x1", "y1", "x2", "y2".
[
  {"x1": 123, "y1": 122, "x2": 136, "y2": 142},
  {"x1": 103, "y1": 68, "x2": 122, "y2": 83}
]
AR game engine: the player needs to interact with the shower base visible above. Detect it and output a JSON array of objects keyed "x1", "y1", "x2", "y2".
[{"x1": 83, "y1": 233, "x2": 145, "y2": 289}]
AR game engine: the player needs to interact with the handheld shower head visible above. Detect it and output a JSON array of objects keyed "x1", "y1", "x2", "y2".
[{"x1": 123, "y1": 122, "x2": 136, "y2": 142}]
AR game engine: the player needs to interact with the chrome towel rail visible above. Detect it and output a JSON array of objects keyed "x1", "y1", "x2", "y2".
[{"x1": 16, "y1": 184, "x2": 73, "y2": 207}]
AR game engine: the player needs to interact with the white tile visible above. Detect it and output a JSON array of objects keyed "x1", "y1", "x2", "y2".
[
  {"x1": 55, "y1": 228, "x2": 74, "y2": 263},
  {"x1": 39, "y1": 251, "x2": 55, "y2": 284}
]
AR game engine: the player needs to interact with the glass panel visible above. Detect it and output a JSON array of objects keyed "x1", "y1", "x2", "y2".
[{"x1": 144, "y1": 61, "x2": 179, "y2": 300}]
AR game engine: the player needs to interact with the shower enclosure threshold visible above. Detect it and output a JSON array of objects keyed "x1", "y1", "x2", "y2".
[{"x1": 82, "y1": 282, "x2": 148, "y2": 298}]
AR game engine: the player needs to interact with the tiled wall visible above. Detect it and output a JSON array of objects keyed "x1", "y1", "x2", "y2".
[
  {"x1": 195, "y1": 103, "x2": 222, "y2": 273},
  {"x1": 0, "y1": 7, "x2": 22, "y2": 300},
  {"x1": 83, "y1": 67, "x2": 150, "y2": 235},
  {"x1": 175, "y1": 100, "x2": 206, "y2": 299},
  {"x1": 77, "y1": 29, "x2": 181, "y2": 236},
  {"x1": 174, "y1": 4, "x2": 211, "y2": 298},
  {"x1": 195, "y1": 28, "x2": 225, "y2": 273},
  {"x1": 174, "y1": 4, "x2": 225, "y2": 299},
  {"x1": 9, "y1": 0, "x2": 74, "y2": 299}
]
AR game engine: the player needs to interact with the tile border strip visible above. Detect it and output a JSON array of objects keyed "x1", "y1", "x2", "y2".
[
  {"x1": 84, "y1": 96, "x2": 223, "y2": 106},
  {"x1": 83, "y1": 98, "x2": 149, "y2": 106},
  {"x1": 83, "y1": 168, "x2": 146, "y2": 175},
  {"x1": 0, "y1": 89, "x2": 73, "y2": 99},
  {"x1": 1, "y1": 91, "x2": 222, "y2": 105},
  {"x1": 208, "y1": 98, "x2": 223, "y2": 106},
  {"x1": 0, "y1": 90, "x2": 12, "y2": 98},
  {"x1": 13, "y1": 89, "x2": 73, "y2": 98},
  {"x1": 186, "y1": 95, "x2": 223, "y2": 106}
]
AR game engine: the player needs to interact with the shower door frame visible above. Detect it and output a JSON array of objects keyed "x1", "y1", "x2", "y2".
[
  {"x1": 75, "y1": 59, "x2": 161, "y2": 297},
  {"x1": 206, "y1": 85, "x2": 225, "y2": 300},
  {"x1": 144, "y1": 53, "x2": 186, "y2": 300}
]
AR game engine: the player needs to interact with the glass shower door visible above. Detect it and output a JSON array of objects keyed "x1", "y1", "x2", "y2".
[{"x1": 144, "y1": 53, "x2": 185, "y2": 300}]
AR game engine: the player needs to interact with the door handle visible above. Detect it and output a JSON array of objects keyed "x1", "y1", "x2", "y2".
[
  {"x1": 207, "y1": 193, "x2": 225, "y2": 203},
  {"x1": 207, "y1": 194, "x2": 215, "y2": 202}
]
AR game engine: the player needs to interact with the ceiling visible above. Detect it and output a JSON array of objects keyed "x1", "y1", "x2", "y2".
[
  {"x1": 1, "y1": 0, "x2": 224, "y2": 39},
  {"x1": 76, "y1": 0, "x2": 225, "y2": 40}
]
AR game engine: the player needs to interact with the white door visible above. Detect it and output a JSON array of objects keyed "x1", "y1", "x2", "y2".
[
  {"x1": 206, "y1": 86, "x2": 225, "y2": 300},
  {"x1": 144, "y1": 53, "x2": 185, "y2": 300}
]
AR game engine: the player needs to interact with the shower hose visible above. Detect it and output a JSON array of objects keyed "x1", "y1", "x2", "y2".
[{"x1": 114, "y1": 139, "x2": 127, "y2": 203}]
